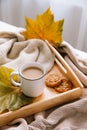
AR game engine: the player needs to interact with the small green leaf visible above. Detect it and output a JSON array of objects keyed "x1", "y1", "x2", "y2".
[{"x1": 0, "y1": 81, "x2": 33, "y2": 112}]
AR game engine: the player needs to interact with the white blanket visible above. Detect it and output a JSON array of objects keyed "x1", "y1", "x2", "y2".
[
  {"x1": 0, "y1": 21, "x2": 55, "y2": 73},
  {"x1": 0, "y1": 21, "x2": 87, "y2": 130}
]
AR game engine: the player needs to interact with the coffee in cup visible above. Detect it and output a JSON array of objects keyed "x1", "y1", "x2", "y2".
[
  {"x1": 10, "y1": 62, "x2": 46, "y2": 97},
  {"x1": 22, "y1": 67, "x2": 43, "y2": 79}
]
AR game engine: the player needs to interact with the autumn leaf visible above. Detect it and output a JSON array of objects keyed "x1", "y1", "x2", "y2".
[
  {"x1": 0, "y1": 66, "x2": 14, "y2": 86},
  {"x1": 22, "y1": 8, "x2": 64, "y2": 47},
  {"x1": 0, "y1": 81, "x2": 33, "y2": 112},
  {"x1": 0, "y1": 66, "x2": 33, "y2": 112}
]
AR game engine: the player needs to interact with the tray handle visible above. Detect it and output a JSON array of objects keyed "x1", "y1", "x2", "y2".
[
  {"x1": 55, "y1": 57, "x2": 67, "y2": 74},
  {"x1": 45, "y1": 40, "x2": 83, "y2": 89}
]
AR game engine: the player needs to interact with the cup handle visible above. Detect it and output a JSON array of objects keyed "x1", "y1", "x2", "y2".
[{"x1": 10, "y1": 71, "x2": 21, "y2": 87}]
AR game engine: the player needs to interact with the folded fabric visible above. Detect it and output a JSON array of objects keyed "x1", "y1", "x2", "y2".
[
  {"x1": 0, "y1": 21, "x2": 55, "y2": 73},
  {"x1": 0, "y1": 21, "x2": 25, "y2": 41},
  {"x1": 57, "y1": 41, "x2": 87, "y2": 86}
]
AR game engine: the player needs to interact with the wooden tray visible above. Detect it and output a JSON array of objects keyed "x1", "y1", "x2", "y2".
[{"x1": 0, "y1": 42, "x2": 83, "y2": 126}]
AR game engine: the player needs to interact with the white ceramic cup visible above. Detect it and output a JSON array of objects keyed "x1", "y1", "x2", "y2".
[{"x1": 10, "y1": 62, "x2": 46, "y2": 97}]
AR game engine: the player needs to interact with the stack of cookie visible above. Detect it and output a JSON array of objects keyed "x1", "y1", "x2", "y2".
[{"x1": 45, "y1": 73, "x2": 73, "y2": 93}]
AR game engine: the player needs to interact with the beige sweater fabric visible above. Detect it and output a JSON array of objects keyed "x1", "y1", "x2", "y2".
[
  {"x1": 0, "y1": 21, "x2": 87, "y2": 130},
  {"x1": 0, "y1": 21, "x2": 55, "y2": 73},
  {"x1": 1, "y1": 97, "x2": 87, "y2": 130},
  {"x1": 58, "y1": 41, "x2": 87, "y2": 86}
]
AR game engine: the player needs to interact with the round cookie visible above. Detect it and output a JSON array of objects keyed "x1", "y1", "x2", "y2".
[
  {"x1": 55, "y1": 79, "x2": 73, "y2": 93},
  {"x1": 45, "y1": 73, "x2": 62, "y2": 87}
]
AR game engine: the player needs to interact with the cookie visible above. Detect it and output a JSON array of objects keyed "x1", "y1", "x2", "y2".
[
  {"x1": 45, "y1": 73, "x2": 62, "y2": 87},
  {"x1": 55, "y1": 79, "x2": 73, "y2": 93}
]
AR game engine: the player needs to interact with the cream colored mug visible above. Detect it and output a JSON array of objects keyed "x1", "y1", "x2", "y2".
[{"x1": 10, "y1": 62, "x2": 46, "y2": 97}]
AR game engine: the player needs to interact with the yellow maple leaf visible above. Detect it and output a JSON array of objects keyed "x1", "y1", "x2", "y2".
[
  {"x1": 0, "y1": 66, "x2": 17, "y2": 86},
  {"x1": 22, "y1": 8, "x2": 64, "y2": 47}
]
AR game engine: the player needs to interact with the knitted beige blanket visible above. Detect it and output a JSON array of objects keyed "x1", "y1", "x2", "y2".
[
  {"x1": 0, "y1": 21, "x2": 87, "y2": 130},
  {"x1": 0, "y1": 21, "x2": 55, "y2": 72}
]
